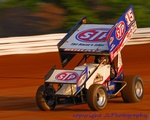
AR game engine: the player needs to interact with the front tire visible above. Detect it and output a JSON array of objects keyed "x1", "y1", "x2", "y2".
[
  {"x1": 36, "y1": 85, "x2": 56, "y2": 111},
  {"x1": 121, "y1": 75, "x2": 144, "y2": 103},
  {"x1": 87, "y1": 84, "x2": 107, "y2": 111}
]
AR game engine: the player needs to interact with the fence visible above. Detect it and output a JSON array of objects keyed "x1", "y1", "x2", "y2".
[{"x1": 0, "y1": 28, "x2": 150, "y2": 56}]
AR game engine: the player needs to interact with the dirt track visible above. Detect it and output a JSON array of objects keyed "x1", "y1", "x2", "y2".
[{"x1": 0, "y1": 44, "x2": 150, "y2": 120}]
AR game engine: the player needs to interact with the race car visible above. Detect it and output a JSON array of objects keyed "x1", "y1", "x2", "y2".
[{"x1": 36, "y1": 5, "x2": 144, "y2": 111}]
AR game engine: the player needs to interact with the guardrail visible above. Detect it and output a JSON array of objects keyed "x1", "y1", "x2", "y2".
[{"x1": 0, "y1": 28, "x2": 150, "y2": 56}]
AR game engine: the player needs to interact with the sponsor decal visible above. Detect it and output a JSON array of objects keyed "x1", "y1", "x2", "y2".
[
  {"x1": 126, "y1": 22, "x2": 137, "y2": 39},
  {"x1": 76, "y1": 28, "x2": 109, "y2": 42},
  {"x1": 115, "y1": 21, "x2": 126, "y2": 40},
  {"x1": 71, "y1": 43, "x2": 105, "y2": 47},
  {"x1": 77, "y1": 74, "x2": 86, "y2": 87},
  {"x1": 108, "y1": 85, "x2": 115, "y2": 90},
  {"x1": 110, "y1": 44, "x2": 115, "y2": 51},
  {"x1": 76, "y1": 67, "x2": 88, "y2": 91},
  {"x1": 64, "y1": 48, "x2": 103, "y2": 52},
  {"x1": 94, "y1": 73, "x2": 103, "y2": 83},
  {"x1": 104, "y1": 81, "x2": 115, "y2": 91},
  {"x1": 56, "y1": 72, "x2": 78, "y2": 81},
  {"x1": 109, "y1": 37, "x2": 114, "y2": 45}
]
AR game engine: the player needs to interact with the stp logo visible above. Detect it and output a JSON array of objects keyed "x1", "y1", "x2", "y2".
[
  {"x1": 56, "y1": 72, "x2": 78, "y2": 81},
  {"x1": 115, "y1": 21, "x2": 126, "y2": 40},
  {"x1": 76, "y1": 28, "x2": 109, "y2": 42}
]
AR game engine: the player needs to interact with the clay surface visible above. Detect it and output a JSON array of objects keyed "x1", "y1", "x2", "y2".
[{"x1": 0, "y1": 44, "x2": 149, "y2": 120}]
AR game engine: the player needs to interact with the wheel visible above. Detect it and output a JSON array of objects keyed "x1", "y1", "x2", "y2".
[
  {"x1": 87, "y1": 84, "x2": 107, "y2": 111},
  {"x1": 36, "y1": 85, "x2": 56, "y2": 111},
  {"x1": 121, "y1": 75, "x2": 144, "y2": 103}
]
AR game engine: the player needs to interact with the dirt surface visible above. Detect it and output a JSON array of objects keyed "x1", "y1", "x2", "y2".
[{"x1": 0, "y1": 44, "x2": 150, "y2": 120}]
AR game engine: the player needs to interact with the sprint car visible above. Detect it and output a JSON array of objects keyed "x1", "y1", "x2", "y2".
[{"x1": 36, "y1": 5, "x2": 144, "y2": 111}]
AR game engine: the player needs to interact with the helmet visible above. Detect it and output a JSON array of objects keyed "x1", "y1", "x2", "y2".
[{"x1": 94, "y1": 55, "x2": 109, "y2": 64}]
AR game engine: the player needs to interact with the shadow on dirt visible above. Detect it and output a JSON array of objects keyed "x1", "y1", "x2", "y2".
[{"x1": 0, "y1": 96, "x2": 126, "y2": 111}]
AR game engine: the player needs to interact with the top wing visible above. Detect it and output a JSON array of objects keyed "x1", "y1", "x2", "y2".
[
  {"x1": 57, "y1": 17, "x2": 113, "y2": 67},
  {"x1": 107, "y1": 5, "x2": 137, "y2": 61},
  {"x1": 57, "y1": 5, "x2": 137, "y2": 67}
]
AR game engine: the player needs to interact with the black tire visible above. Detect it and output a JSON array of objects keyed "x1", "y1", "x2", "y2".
[
  {"x1": 87, "y1": 84, "x2": 107, "y2": 111},
  {"x1": 121, "y1": 75, "x2": 144, "y2": 103},
  {"x1": 36, "y1": 85, "x2": 56, "y2": 111}
]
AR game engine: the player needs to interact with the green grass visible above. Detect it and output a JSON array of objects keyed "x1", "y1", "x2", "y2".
[{"x1": 0, "y1": 0, "x2": 149, "y2": 31}]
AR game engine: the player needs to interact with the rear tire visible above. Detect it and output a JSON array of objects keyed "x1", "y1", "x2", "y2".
[
  {"x1": 36, "y1": 85, "x2": 56, "y2": 111},
  {"x1": 87, "y1": 84, "x2": 107, "y2": 111},
  {"x1": 121, "y1": 75, "x2": 144, "y2": 103}
]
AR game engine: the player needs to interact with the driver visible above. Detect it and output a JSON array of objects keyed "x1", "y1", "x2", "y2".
[
  {"x1": 94, "y1": 55, "x2": 116, "y2": 79},
  {"x1": 94, "y1": 55, "x2": 109, "y2": 64}
]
